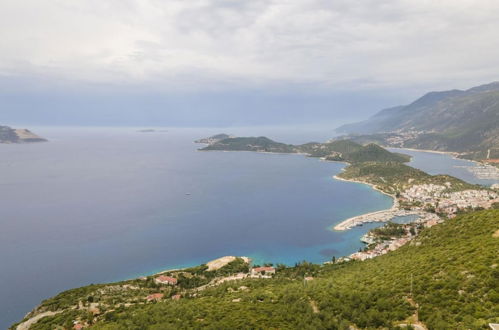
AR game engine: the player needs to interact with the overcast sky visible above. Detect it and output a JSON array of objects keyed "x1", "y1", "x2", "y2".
[{"x1": 1, "y1": 0, "x2": 499, "y2": 126}]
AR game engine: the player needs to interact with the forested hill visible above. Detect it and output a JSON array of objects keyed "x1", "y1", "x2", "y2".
[
  {"x1": 14, "y1": 209, "x2": 499, "y2": 329},
  {"x1": 335, "y1": 81, "x2": 499, "y2": 157},
  {"x1": 0, "y1": 125, "x2": 46, "y2": 143},
  {"x1": 198, "y1": 135, "x2": 410, "y2": 163},
  {"x1": 200, "y1": 136, "x2": 296, "y2": 153}
]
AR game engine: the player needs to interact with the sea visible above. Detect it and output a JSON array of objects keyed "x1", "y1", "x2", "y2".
[{"x1": 0, "y1": 126, "x2": 495, "y2": 328}]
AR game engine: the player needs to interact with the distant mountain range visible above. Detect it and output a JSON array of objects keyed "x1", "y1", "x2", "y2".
[
  {"x1": 336, "y1": 82, "x2": 499, "y2": 160},
  {"x1": 0, "y1": 125, "x2": 46, "y2": 143}
]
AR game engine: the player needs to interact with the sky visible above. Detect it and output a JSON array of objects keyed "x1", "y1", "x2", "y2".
[{"x1": 1, "y1": 0, "x2": 499, "y2": 127}]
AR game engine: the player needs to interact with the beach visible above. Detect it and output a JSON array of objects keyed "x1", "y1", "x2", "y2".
[{"x1": 332, "y1": 175, "x2": 401, "y2": 231}]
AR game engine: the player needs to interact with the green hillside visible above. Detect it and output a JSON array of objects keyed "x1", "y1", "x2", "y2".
[
  {"x1": 336, "y1": 82, "x2": 499, "y2": 157},
  {"x1": 15, "y1": 210, "x2": 499, "y2": 329},
  {"x1": 199, "y1": 136, "x2": 410, "y2": 164},
  {"x1": 341, "y1": 143, "x2": 410, "y2": 163},
  {"x1": 338, "y1": 161, "x2": 479, "y2": 195},
  {"x1": 200, "y1": 136, "x2": 296, "y2": 153}
]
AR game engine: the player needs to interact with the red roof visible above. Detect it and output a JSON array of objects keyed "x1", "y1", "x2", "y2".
[
  {"x1": 155, "y1": 275, "x2": 177, "y2": 284},
  {"x1": 252, "y1": 266, "x2": 275, "y2": 272}
]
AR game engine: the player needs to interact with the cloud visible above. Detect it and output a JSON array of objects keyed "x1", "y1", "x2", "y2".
[{"x1": 1, "y1": 0, "x2": 499, "y2": 92}]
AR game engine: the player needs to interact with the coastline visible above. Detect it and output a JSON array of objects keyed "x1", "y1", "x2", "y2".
[
  {"x1": 332, "y1": 175, "x2": 400, "y2": 231},
  {"x1": 197, "y1": 145, "x2": 403, "y2": 233},
  {"x1": 389, "y1": 147, "x2": 499, "y2": 183},
  {"x1": 388, "y1": 146, "x2": 483, "y2": 166},
  {"x1": 388, "y1": 146, "x2": 459, "y2": 157}
]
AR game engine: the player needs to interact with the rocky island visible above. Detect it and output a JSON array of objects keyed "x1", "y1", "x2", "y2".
[{"x1": 0, "y1": 125, "x2": 47, "y2": 143}]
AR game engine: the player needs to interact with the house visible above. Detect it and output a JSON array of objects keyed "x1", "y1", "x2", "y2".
[
  {"x1": 251, "y1": 266, "x2": 276, "y2": 276},
  {"x1": 155, "y1": 275, "x2": 178, "y2": 285},
  {"x1": 146, "y1": 293, "x2": 164, "y2": 301}
]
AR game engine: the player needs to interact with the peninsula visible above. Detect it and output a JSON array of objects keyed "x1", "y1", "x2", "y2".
[
  {"x1": 197, "y1": 134, "x2": 410, "y2": 163},
  {"x1": 198, "y1": 134, "x2": 498, "y2": 232}
]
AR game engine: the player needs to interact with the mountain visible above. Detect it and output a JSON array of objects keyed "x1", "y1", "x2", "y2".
[
  {"x1": 336, "y1": 82, "x2": 499, "y2": 157},
  {"x1": 0, "y1": 125, "x2": 47, "y2": 143},
  {"x1": 13, "y1": 209, "x2": 499, "y2": 329}
]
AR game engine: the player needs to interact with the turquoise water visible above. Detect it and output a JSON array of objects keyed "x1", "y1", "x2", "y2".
[
  {"x1": 0, "y1": 127, "x2": 390, "y2": 327},
  {"x1": 1, "y1": 128, "x2": 492, "y2": 327}
]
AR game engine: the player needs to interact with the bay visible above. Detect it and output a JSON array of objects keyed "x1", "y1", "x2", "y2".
[
  {"x1": 0, "y1": 127, "x2": 388, "y2": 328},
  {"x1": 3, "y1": 128, "x2": 494, "y2": 328}
]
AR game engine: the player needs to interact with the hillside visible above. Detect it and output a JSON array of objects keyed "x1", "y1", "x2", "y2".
[
  {"x1": 13, "y1": 209, "x2": 499, "y2": 329},
  {"x1": 200, "y1": 136, "x2": 296, "y2": 153},
  {"x1": 198, "y1": 136, "x2": 410, "y2": 163},
  {"x1": 194, "y1": 133, "x2": 234, "y2": 145},
  {"x1": 336, "y1": 82, "x2": 499, "y2": 157},
  {"x1": 0, "y1": 126, "x2": 47, "y2": 143},
  {"x1": 338, "y1": 161, "x2": 480, "y2": 195}
]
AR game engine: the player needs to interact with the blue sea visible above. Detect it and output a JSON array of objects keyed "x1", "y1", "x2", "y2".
[
  {"x1": 0, "y1": 127, "x2": 495, "y2": 328},
  {"x1": 390, "y1": 148, "x2": 497, "y2": 187}
]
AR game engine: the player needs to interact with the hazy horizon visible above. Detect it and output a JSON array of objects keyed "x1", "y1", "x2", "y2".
[{"x1": 2, "y1": 1, "x2": 499, "y2": 127}]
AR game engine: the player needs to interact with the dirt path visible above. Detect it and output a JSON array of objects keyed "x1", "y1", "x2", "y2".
[
  {"x1": 398, "y1": 297, "x2": 427, "y2": 330},
  {"x1": 309, "y1": 298, "x2": 319, "y2": 313},
  {"x1": 16, "y1": 311, "x2": 62, "y2": 330}
]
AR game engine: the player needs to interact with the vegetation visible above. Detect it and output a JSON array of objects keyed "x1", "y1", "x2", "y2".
[
  {"x1": 199, "y1": 136, "x2": 410, "y2": 164},
  {"x1": 369, "y1": 221, "x2": 407, "y2": 240},
  {"x1": 201, "y1": 136, "x2": 296, "y2": 153},
  {"x1": 338, "y1": 161, "x2": 481, "y2": 195},
  {"x1": 194, "y1": 133, "x2": 233, "y2": 144},
  {"x1": 336, "y1": 81, "x2": 499, "y2": 159},
  {"x1": 14, "y1": 210, "x2": 499, "y2": 329}
]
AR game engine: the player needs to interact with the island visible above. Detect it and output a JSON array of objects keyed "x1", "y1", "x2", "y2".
[{"x1": 0, "y1": 125, "x2": 47, "y2": 143}]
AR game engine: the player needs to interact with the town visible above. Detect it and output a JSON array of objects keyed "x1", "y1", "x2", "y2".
[{"x1": 337, "y1": 183, "x2": 499, "y2": 262}]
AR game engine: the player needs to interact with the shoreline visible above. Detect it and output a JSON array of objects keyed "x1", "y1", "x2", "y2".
[
  {"x1": 388, "y1": 146, "x2": 484, "y2": 166},
  {"x1": 390, "y1": 147, "x2": 499, "y2": 182},
  {"x1": 388, "y1": 146, "x2": 459, "y2": 157},
  {"x1": 197, "y1": 145, "x2": 404, "y2": 233},
  {"x1": 332, "y1": 175, "x2": 400, "y2": 231}
]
